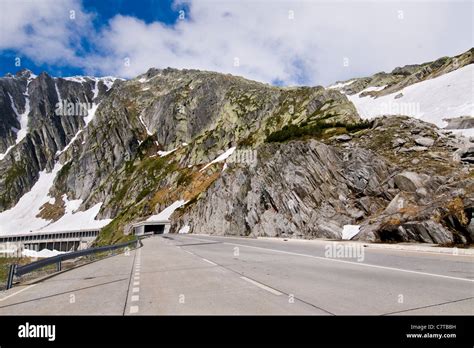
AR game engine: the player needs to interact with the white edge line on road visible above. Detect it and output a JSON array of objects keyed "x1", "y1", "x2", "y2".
[
  {"x1": 182, "y1": 235, "x2": 474, "y2": 258},
  {"x1": 240, "y1": 276, "x2": 282, "y2": 296},
  {"x1": 131, "y1": 295, "x2": 139, "y2": 302},
  {"x1": 132, "y1": 287, "x2": 139, "y2": 293},
  {"x1": 182, "y1": 250, "x2": 194, "y2": 255},
  {"x1": 224, "y1": 242, "x2": 474, "y2": 283},
  {"x1": 130, "y1": 305, "x2": 139, "y2": 314},
  {"x1": 0, "y1": 284, "x2": 36, "y2": 302},
  {"x1": 202, "y1": 258, "x2": 217, "y2": 266},
  {"x1": 133, "y1": 281, "x2": 140, "y2": 286}
]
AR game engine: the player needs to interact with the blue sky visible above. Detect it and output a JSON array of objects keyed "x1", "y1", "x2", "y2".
[
  {"x1": 0, "y1": 0, "x2": 472, "y2": 86},
  {"x1": 0, "y1": 0, "x2": 184, "y2": 77}
]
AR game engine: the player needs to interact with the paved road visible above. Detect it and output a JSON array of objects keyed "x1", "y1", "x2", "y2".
[{"x1": 0, "y1": 234, "x2": 473, "y2": 315}]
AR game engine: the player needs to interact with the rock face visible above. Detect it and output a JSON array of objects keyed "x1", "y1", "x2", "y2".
[
  {"x1": 175, "y1": 115, "x2": 474, "y2": 245},
  {"x1": 0, "y1": 70, "x2": 119, "y2": 211},
  {"x1": 174, "y1": 140, "x2": 393, "y2": 239},
  {"x1": 443, "y1": 116, "x2": 474, "y2": 130}
]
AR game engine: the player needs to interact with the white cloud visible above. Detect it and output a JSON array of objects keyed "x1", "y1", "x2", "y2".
[
  {"x1": 1, "y1": 0, "x2": 473, "y2": 86},
  {"x1": 0, "y1": 0, "x2": 93, "y2": 67}
]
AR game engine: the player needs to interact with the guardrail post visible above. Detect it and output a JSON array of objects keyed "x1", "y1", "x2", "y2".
[
  {"x1": 6, "y1": 264, "x2": 17, "y2": 290},
  {"x1": 56, "y1": 260, "x2": 62, "y2": 272},
  {"x1": 136, "y1": 238, "x2": 139, "y2": 248}
]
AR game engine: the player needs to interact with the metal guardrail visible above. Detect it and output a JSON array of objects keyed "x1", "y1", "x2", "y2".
[{"x1": 5, "y1": 238, "x2": 140, "y2": 290}]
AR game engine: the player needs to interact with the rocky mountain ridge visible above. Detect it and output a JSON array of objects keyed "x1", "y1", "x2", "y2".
[
  {"x1": 331, "y1": 48, "x2": 473, "y2": 98},
  {"x1": 0, "y1": 48, "x2": 472, "y2": 245}
]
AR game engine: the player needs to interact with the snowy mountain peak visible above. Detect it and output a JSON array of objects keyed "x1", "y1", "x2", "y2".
[
  {"x1": 329, "y1": 48, "x2": 474, "y2": 137},
  {"x1": 14, "y1": 68, "x2": 35, "y2": 79}
]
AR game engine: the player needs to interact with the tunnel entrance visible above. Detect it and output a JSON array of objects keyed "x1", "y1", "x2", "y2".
[
  {"x1": 132, "y1": 220, "x2": 170, "y2": 236},
  {"x1": 144, "y1": 224, "x2": 165, "y2": 235}
]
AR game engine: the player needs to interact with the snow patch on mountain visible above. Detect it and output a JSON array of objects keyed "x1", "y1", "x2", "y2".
[
  {"x1": 342, "y1": 225, "x2": 360, "y2": 240},
  {"x1": 139, "y1": 114, "x2": 153, "y2": 136},
  {"x1": 328, "y1": 80, "x2": 355, "y2": 89},
  {"x1": 146, "y1": 200, "x2": 187, "y2": 221},
  {"x1": 200, "y1": 147, "x2": 237, "y2": 172},
  {"x1": 62, "y1": 76, "x2": 121, "y2": 92},
  {"x1": 55, "y1": 81, "x2": 63, "y2": 105},
  {"x1": 38, "y1": 195, "x2": 111, "y2": 233},
  {"x1": 157, "y1": 147, "x2": 177, "y2": 157},
  {"x1": 0, "y1": 162, "x2": 111, "y2": 235},
  {"x1": 56, "y1": 103, "x2": 100, "y2": 156},
  {"x1": 63, "y1": 76, "x2": 88, "y2": 83},
  {"x1": 447, "y1": 128, "x2": 474, "y2": 138},
  {"x1": 22, "y1": 248, "x2": 66, "y2": 258},
  {"x1": 0, "y1": 92, "x2": 31, "y2": 160},
  {"x1": 0, "y1": 163, "x2": 63, "y2": 235},
  {"x1": 347, "y1": 64, "x2": 474, "y2": 129},
  {"x1": 178, "y1": 225, "x2": 190, "y2": 234}
]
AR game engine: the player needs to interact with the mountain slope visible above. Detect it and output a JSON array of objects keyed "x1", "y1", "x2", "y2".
[
  {"x1": 329, "y1": 48, "x2": 474, "y2": 135},
  {"x1": 0, "y1": 49, "x2": 472, "y2": 245},
  {"x1": 0, "y1": 70, "x2": 120, "y2": 213}
]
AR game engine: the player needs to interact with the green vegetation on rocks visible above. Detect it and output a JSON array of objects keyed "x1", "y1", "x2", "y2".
[{"x1": 265, "y1": 120, "x2": 373, "y2": 143}]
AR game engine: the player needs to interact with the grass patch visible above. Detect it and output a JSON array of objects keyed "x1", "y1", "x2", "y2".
[
  {"x1": 0, "y1": 257, "x2": 32, "y2": 290},
  {"x1": 265, "y1": 120, "x2": 373, "y2": 143},
  {"x1": 36, "y1": 196, "x2": 65, "y2": 221},
  {"x1": 176, "y1": 170, "x2": 193, "y2": 187}
]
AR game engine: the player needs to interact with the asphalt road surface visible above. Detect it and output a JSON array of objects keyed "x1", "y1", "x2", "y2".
[{"x1": 0, "y1": 234, "x2": 473, "y2": 315}]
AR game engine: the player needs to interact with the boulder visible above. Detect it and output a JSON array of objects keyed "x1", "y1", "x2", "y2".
[
  {"x1": 393, "y1": 171, "x2": 426, "y2": 192},
  {"x1": 392, "y1": 138, "x2": 406, "y2": 147},
  {"x1": 399, "y1": 220, "x2": 461, "y2": 244},
  {"x1": 415, "y1": 187, "x2": 428, "y2": 197},
  {"x1": 399, "y1": 146, "x2": 428, "y2": 152},
  {"x1": 467, "y1": 219, "x2": 474, "y2": 241},
  {"x1": 384, "y1": 193, "x2": 408, "y2": 214},
  {"x1": 453, "y1": 146, "x2": 474, "y2": 163},
  {"x1": 443, "y1": 116, "x2": 474, "y2": 130},
  {"x1": 415, "y1": 137, "x2": 435, "y2": 147},
  {"x1": 335, "y1": 134, "x2": 352, "y2": 142}
]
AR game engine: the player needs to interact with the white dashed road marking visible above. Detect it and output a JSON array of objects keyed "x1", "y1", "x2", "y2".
[
  {"x1": 240, "y1": 276, "x2": 282, "y2": 296},
  {"x1": 128, "y1": 250, "x2": 142, "y2": 314},
  {"x1": 225, "y1": 242, "x2": 474, "y2": 283},
  {"x1": 202, "y1": 258, "x2": 217, "y2": 266}
]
